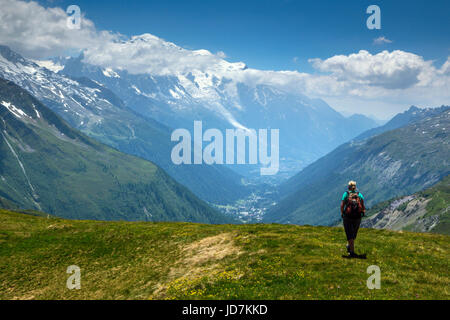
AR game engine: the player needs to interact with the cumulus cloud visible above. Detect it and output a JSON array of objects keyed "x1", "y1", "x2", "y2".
[
  {"x1": 303, "y1": 52, "x2": 450, "y2": 117},
  {"x1": 373, "y1": 36, "x2": 393, "y2": 45},
  {"x1": 308, "y1": 50, "x2": 435, "y2": 89},
  {"x1": 0, "y1": 0, "x2": 118, "y2": 58}
]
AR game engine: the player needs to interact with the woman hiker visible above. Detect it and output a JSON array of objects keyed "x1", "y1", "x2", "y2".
[{"x1": 340, "y1": 180, "x2": 366, "y2": 258}]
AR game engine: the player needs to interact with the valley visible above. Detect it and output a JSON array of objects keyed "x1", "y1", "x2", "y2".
[{"x1": 214, "y1": 187, "x2": 279, "y2": 223}]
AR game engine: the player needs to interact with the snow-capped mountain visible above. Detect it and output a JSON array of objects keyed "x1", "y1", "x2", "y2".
[
  {"x1": 0, "y1": 45, "x2": 247, "y2": 204},
  {"x1": 54, "y1": 35, "x2": 378, "y2": 176},
  {"x1": 0, "y1": 45, "x2": 115, "y2": 129}
]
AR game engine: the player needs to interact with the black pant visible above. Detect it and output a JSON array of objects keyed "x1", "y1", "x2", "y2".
[{"x1": 343, "y1": 217, "x2": 361, "y2": 241}]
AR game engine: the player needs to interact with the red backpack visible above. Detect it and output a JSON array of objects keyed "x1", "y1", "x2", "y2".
[{"x1": 345, "y1": 191, "x2": 363, "y2": 218}]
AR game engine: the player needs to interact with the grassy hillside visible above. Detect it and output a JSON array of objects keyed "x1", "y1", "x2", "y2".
[
  {"x1": 1, "y1": 210, "x2": 448, "y2": 300},
  {"x1": 363, "y1": 175, "x2": 449, "y2": 235}
]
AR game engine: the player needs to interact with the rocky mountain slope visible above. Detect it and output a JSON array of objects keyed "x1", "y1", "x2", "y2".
[{"x1": 362, "y1": 175, "x2": 449, "y2": 234}]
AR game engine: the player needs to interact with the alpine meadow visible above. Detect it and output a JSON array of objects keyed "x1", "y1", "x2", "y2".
[{"x1": 0, "y1": 0, "x2": 449, "y2": 305}]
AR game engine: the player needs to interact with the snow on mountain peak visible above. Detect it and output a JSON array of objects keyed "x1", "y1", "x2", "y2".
[
  {"x1": 102, "y1": 68, "x2": 120, "y2": 78},
  {"x1": 32, "y1": 60, "x2": 64, "y2": 73},
  {"x1": 193, "y1": 49, "x2": 213, "y2": 56},
  {"x1": 130, "y1": 33, "x2": 161, "y2": 42}
]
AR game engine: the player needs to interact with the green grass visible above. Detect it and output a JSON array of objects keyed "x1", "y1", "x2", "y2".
[{"x1": 1, "y1": 210, "x2": 448, "y2": 300}]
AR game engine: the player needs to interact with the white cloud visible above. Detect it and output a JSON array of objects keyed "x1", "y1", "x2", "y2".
[
  {"x1": 373, "y1": 36, "x2": 393, "y2": 45},
  {"x1": 439, "y1": 57, "x2": 450, "y2": 75},
  {"x1": 216, "y1": 51, "x2": 227, "y2": 58},
  {"x1": 308, "y1": 50, "x2": 435, "y2": 89},
  {"x1": 0, "y1": 0, "x2": 118, "y2": 58}
]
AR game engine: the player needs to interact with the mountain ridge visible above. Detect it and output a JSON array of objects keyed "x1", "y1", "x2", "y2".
[{"x1": 355, "y1": 105, "x2": 450, "y2": 141}]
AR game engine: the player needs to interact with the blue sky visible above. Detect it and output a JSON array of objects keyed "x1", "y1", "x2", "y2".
[{"x1": 39, "y1": 0, "x2": 449, "y2": 73}]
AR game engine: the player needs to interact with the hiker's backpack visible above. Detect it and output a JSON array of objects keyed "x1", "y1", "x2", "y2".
[{"x1": 344, "y1": 191, "x2": 363, "y2": 218}]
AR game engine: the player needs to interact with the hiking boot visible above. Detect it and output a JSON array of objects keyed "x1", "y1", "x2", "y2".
[
  {"x1": 346, "y1": 244, "x2": 351, "y2": 253},
  {"x1": 342, "y1": 252, "x2": 367, "y2": 259}
]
